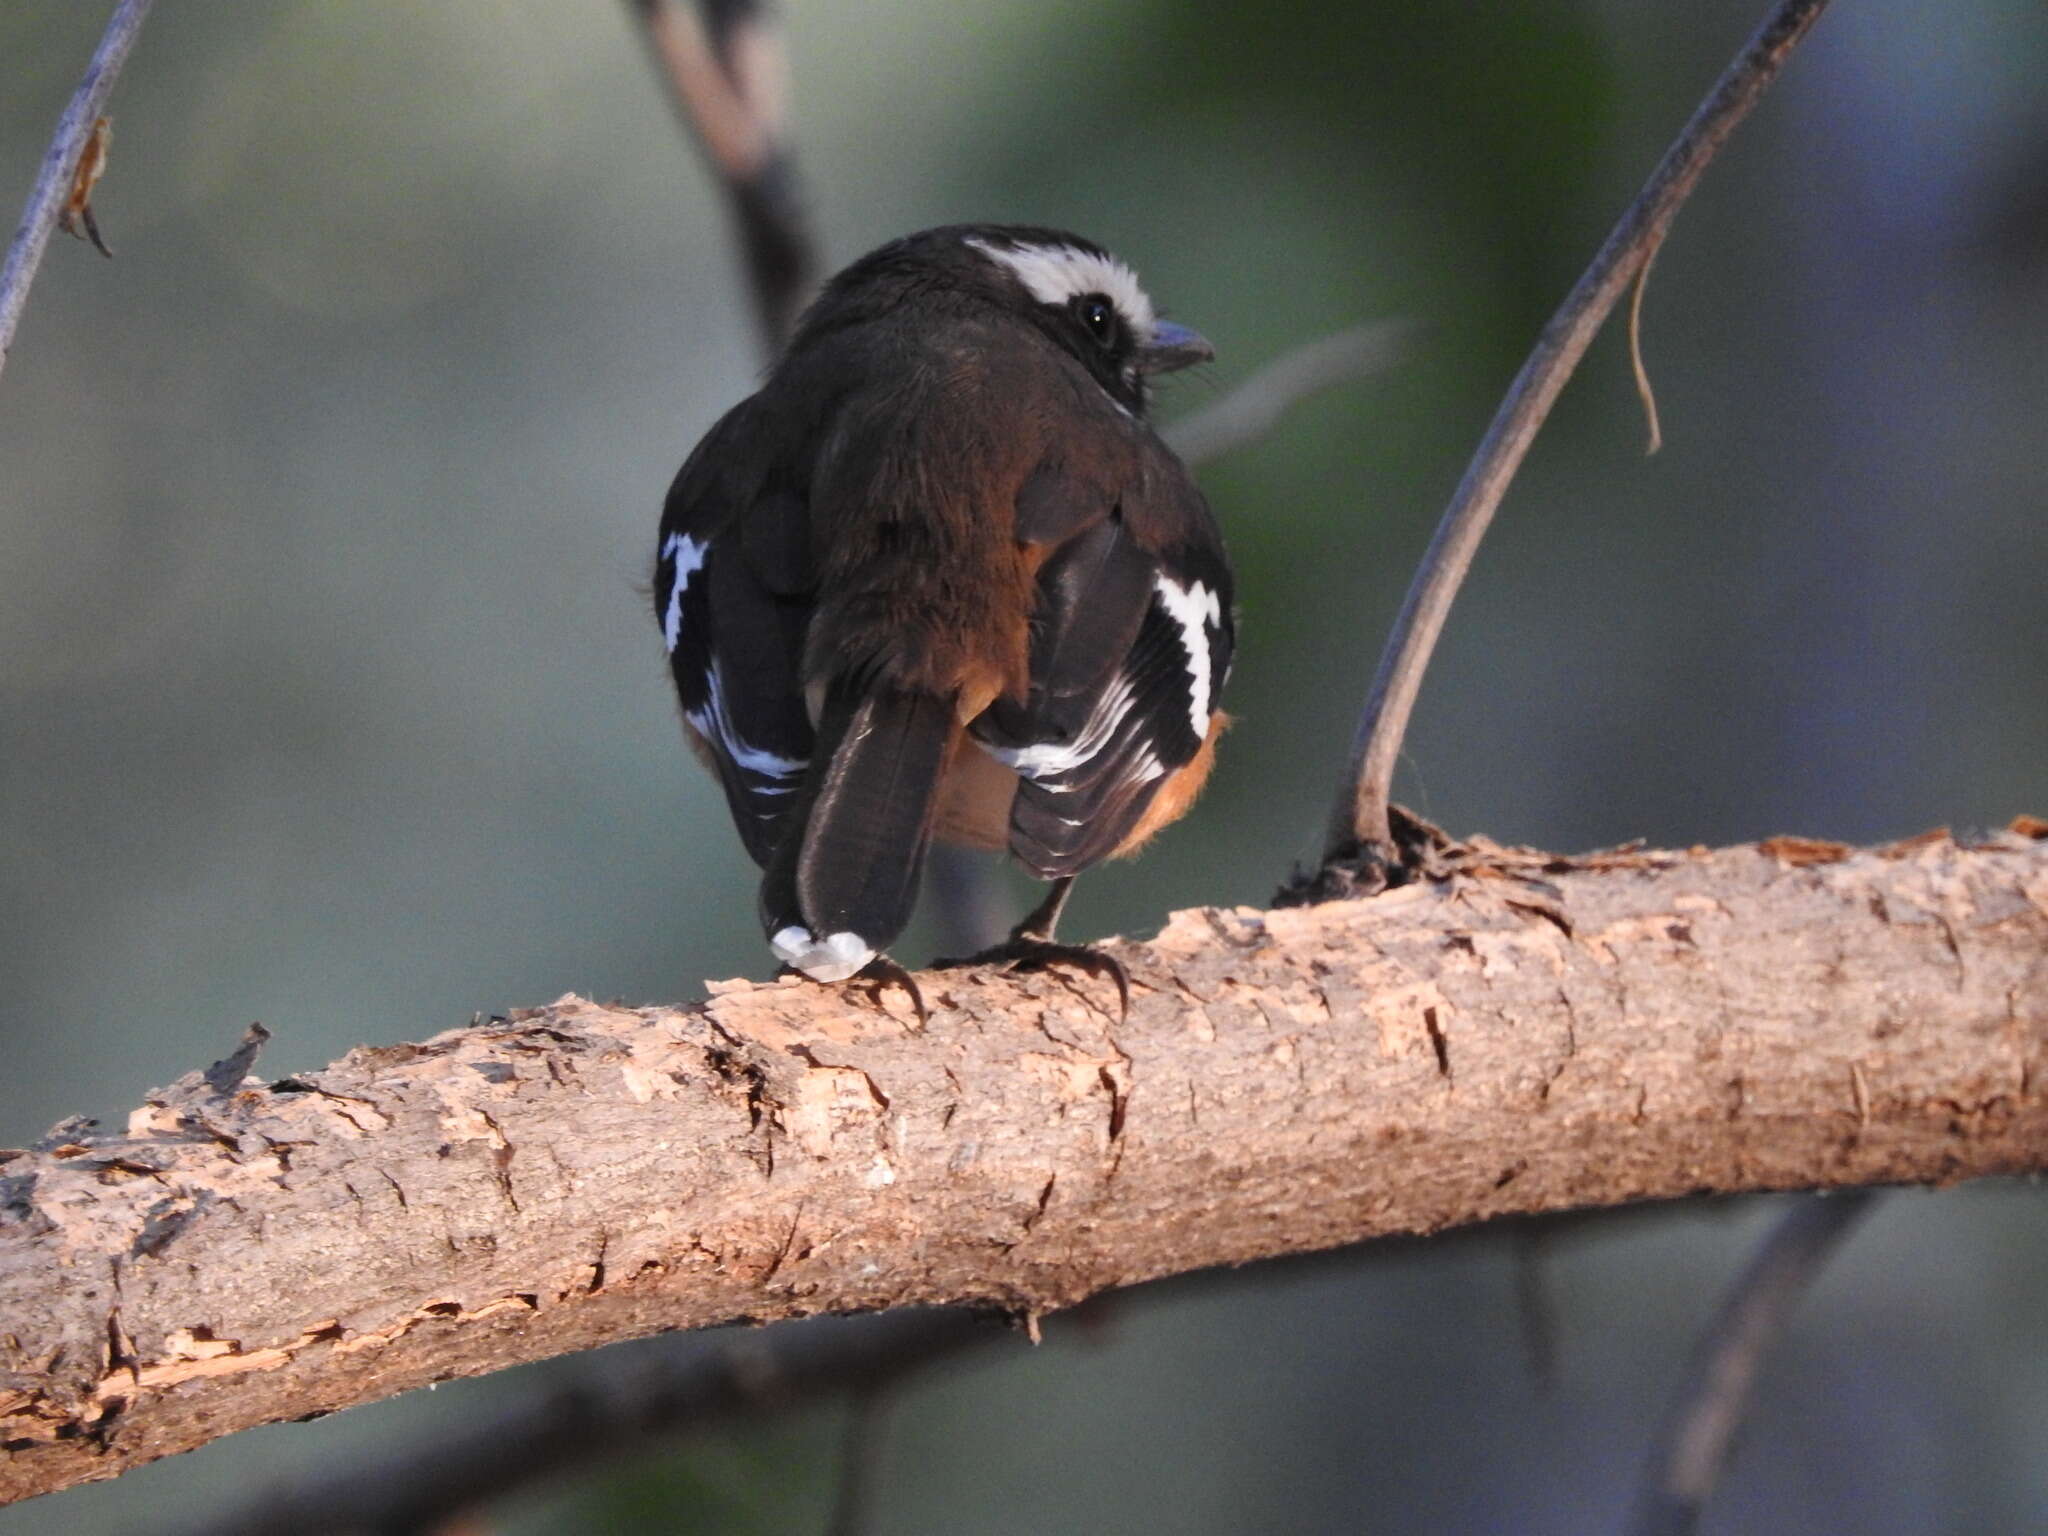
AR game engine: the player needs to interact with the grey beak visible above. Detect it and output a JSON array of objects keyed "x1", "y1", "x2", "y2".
[{"x1": 1136, "y1": 319, "x2": 1214, "y2": 375}]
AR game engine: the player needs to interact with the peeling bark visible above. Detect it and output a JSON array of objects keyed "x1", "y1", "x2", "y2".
[{"x1": 3, "y1": 829, "x2": 2045, "y2": 1505}]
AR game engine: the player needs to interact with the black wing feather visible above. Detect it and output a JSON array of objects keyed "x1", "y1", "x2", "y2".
[
  {"x1": 974, "y1": 444, "x2": 1234, "y2": 878},
  {"x1": 792, "y1": 684, "x2": 954, "y2": 948},
  {"x1": 655, "y1": 404, "x2": 816, "y2": 867}
]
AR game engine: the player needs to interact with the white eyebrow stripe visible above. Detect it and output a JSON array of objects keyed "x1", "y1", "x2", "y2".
[{"x1": 965, "y1": 237, "x2": 1157, "y2": 340}]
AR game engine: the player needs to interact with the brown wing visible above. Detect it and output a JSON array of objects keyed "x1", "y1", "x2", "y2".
[{"x1": 969, "y1": 404, "x2": 1235, "y2": 878}]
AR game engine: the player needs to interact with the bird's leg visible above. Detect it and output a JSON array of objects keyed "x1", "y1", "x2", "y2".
[
  {"x1": 1013, "y1": 873, "x2": 1076, "y2": 943},
  {"x1": 936, "y1": 876, "x2": 1130, "y2": 1019}
]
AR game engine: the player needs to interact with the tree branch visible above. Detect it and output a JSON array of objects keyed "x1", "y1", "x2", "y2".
[
  {"x1": 0, "y1": 0, "x2": 157, "y2": 385},
  {"x1": 4, "y1": 824, "x2": 2044, "y2": 1505},
  {"x1": 628, "y1": 0, "x2": 819, "y2": 350},
  {"x1": 1325, "y1": 0, "x2": 1830, "y2": 877},
  {"x1": 1626, "y1": 1189, "x2": 1877, "y2": 1536},
  {"x1": 186, "y1": 1308, "x2": 995, "y2": 1536}
]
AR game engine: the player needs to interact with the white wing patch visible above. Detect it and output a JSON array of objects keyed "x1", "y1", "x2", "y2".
[
  {"x1": 980, "y1": 671, "x2": 1143, "y2": 784},
  {"x1": 977, "y1": 575, "x2": 1221, "y2": 791},
  {"x1": 660, "y1": 531, "x2": 708, "y2": 654},
  {"x1": 1153, "y1": 574, "x2": 1222, "y2": 738},
  {"x1": 686, "y1": 663, "x2": 807, "y2": 789},
  {"x1": 966, "y1": 237, "x2": 1157, "y2": 341},
  {"x1": 663, "y1": 530, "x2": 807, "y2": 793}
]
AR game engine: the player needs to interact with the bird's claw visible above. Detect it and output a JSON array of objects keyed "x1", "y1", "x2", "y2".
[
  {"x1": 851, "y1": 955, "x2": 928, "y2": 1027},
  {"x1": 936, "y1": 938, "x2": 1129, "y2": 1020}
]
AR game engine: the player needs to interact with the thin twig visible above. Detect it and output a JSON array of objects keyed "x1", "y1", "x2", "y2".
[
  {"x1": 1324, "y1": 0, "x2": 1831, "y2": 875},
  {"x1": 1164, "y1": 318, "x2": 1415, "y2": 467},
  {"x1": 184, "y1": 1309, "x2": 997, "y2": 1536},
  {"x1": 1625, "y1": 1190, "x2": 1878, "y2": 1536},
  {"x1": 825, "y1": 1382, "x2": 896, "y2": 1536},
  {"x1": 0, "y1": 0, "x2": 157, "y2": 385},
  {"x1": 180, "y1": 1206, "x2": 1618, "y2": 1536},
  {"x1": 628, "y1": 0, "x2": 820, "y2": 350},
  {"x1": 1628, "y1": 242, "x2": 1666, "y2": 455},
  {"x1": 1511, "y1": 1223, "x2": 1559, "y2": 1393}
]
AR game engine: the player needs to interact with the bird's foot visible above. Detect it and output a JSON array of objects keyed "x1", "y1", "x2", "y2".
[{"x1": 935, "y1": 937, "x2": 1129, "y2": 1019}]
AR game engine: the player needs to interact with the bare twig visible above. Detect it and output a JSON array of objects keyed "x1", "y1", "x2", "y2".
[
  {"x1": 177, "y1": 1206, "x2": 1703, "y2": 1536},
  {"x1": 1324, "y1": 0, "x2": 1831, "y2": 877},
  {"x1": 1164, "y1": 319, "x2": 1415, "y2": 467},
  {"x1": 628, "y1": 0, "x2": 820, "y2": 350},
  {"x1": 1628, "y1": 244, "x2": 1666, "y2": 455},
  {"x1": 1625, "y1": 1191, "x2": 1878, "y2": 1536},
  {"x1": 1511, "y1": 1224, "x2": 1560, "y2": 1393},
  {"x1": 184, "y1": 1309, "x2": 996, "y2": 1536},
  {"x1": 0, "y1": 0, "x2": 157, "y2": 384},
  {"x1": 825, "y1": 1381, "x2": 896, "y2": 1536}
]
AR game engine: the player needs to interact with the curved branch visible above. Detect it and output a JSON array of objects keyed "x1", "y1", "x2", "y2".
[
  {"x1": 187, "y1": 1308, "x2": 993, "y2": 1536},
  {"x1": 3, "y1": 825, "x2": 2044, "y2": 1505},
  {"x1": 1326, "y1": 0, "x2": 1831, "y2": 874},
  {"x1": 1626, "y1": 1190, "x2": 1877, "y2": 1536},
  {"x1": 629, "y1": 0, "x2": 819, "y2": 350},
  {"x1": 0, "y1": 0, "x2": 157, "y2": 384}
]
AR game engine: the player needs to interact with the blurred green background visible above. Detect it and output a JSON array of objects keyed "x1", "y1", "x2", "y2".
[{"x1": 3, "y1": 1, "x2": 2044, "y2": 1531}]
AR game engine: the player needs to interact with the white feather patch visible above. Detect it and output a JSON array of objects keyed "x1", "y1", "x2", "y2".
[
  {"x1": 965, "y1": 237, "x2": 1157, "y2": 341},
  {"x1": 685, "y1": 662, "x2": 807, "y2": 786},
  {"x1": 1153, "y1": 574, "x2": 1222, "y2": 739},
  {"x1": 665, "y1": 531, "x2": 807, "y2": 789},
  {"x1": 979, "y1": 671, "x2": 1140, "y2": 782},
  {"x1": 660, "y1": 531, "x2": 708, "y2": 654},
  {"x1": 771, "y1": 925, "x2": 874, "y2": 982}
]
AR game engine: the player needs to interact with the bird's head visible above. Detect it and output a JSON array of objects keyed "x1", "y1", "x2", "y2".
[{"x1": 792, "y1": 224, "x2": 1213, "y2": 418}]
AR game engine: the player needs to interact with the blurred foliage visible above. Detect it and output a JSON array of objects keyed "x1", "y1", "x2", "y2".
[
  {"x1": 526, "y1": 1423, "x2": 834, "y2": 1536},
  {"x1": 2, "y1": 2, "x2": 2044, "y2": 1533}
]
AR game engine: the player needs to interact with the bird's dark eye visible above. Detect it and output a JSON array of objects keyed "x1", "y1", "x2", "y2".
[{"x1": 1076, "y1": 294, "x2": 1117, "y2": 346}]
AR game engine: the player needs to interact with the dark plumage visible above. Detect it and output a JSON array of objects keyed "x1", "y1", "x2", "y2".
[{"x1": 654, "y1": 224, "x2": 1234, "y2": 990}]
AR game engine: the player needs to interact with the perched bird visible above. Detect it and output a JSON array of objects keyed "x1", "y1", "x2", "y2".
[{"x1": 655, "y1": 224, "x2": 1233, "y2": 1008}]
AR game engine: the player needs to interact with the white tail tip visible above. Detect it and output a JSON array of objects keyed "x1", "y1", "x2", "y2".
[{"x1": 770, "y1": 925, "x2": 876, "y2": 983}]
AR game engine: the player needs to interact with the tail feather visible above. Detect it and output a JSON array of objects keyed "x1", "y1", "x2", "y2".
[{"x1": 761, "y1": 683, "x2": 953, "y2": 981}]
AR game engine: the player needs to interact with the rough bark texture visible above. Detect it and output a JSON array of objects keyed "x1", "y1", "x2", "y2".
[{"x1": 3, "y1": 829, "x2": 2045, "y2": 1504}]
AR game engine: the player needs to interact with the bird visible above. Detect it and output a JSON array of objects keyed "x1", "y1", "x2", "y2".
[{"x1": 654, "y1": 224, "x2": 1233, "y2": 1014}]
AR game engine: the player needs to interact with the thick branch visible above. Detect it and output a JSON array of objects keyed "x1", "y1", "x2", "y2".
[{"x1": 4, "y1": 828, "x2": 2045, "y2": 1504}]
